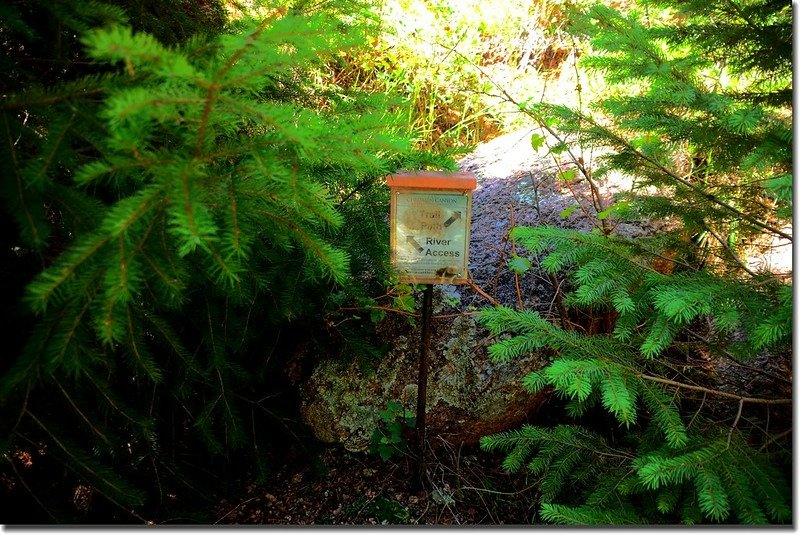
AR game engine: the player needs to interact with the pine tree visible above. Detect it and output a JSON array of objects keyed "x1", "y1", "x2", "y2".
[
  {"x1": 0, "y1": 0, "x2": 423, "y2": 521},
  {"x1": 480, "y1": 0, "x2": 791, "y2": 525}
]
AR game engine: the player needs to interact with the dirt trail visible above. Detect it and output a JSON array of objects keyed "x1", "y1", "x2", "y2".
[{"x1": 460, "y1": 128, "x2": 662, "y2": 311}]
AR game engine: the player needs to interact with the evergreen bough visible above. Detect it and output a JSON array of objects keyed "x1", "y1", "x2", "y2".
[
  {"x1": 480, "y1": 0, "x2": 791, "y2": 525},
  {"x1": 1, "y1": 0, "x2": 426, "y2": 521}
]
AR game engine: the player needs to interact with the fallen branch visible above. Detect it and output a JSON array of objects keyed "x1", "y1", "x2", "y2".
[
  {"x1": 726, "y1": 398, "x2": 745, "y2": 447},
  {"x1": 466, "y1": 276, "x2": 501, "y2": 306}
]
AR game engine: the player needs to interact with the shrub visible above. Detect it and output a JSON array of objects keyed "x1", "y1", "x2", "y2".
[
  {"x1": 480, "y1": 0, "x2": 791, "y2": 525},
  {"x1": 0, "y1": 0, "x2": 425, "y2": 521}
]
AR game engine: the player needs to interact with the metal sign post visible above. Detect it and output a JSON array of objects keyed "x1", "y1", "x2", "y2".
[
  {"x1": 413, "y1": 283, "x2": 433, "y2": 491},
  {"x1": 387, "y1": 171, "x2": 477, "y2": 491}
]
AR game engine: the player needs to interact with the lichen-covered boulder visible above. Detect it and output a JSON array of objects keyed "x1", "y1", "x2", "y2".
[{"x1": 298, "y1": 294, "x2": 549, "y2": 452}]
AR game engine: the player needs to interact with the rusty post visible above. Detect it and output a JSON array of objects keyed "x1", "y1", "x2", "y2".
[{"x1": 412, "y1": 284, "x2": 434, "y2": 491}]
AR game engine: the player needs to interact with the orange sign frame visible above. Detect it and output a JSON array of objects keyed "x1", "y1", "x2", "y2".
[{"x1": 387, "y1": 171, "x2": 477, "y2": 285}]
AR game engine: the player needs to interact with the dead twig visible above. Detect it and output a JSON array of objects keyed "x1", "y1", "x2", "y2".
[
  {"x1": 637, "y1": 373, "x2": 792, "y2": 405},
  {"x1": 332, "y1": 305, "x2": 416, "y2": 317},
  {"x1": 508, "y1": 205, "x2": 525, "y2": 311},
  {"x1": 704, "y1": 222, "x2": 759, "y2": 278},
  {"x1": 214, "y1": 496, "x2": 261, "y2": 525},
  {"x1": 433, "y1": 311, "x2": 481, "y2": 320},
  {"x1": 466, "y1": 276, "x2": 501, "y2": 306},
  {"x1": 547, "y1": 272, "x2": 570, "y2": 330},
  {"x1": 686, "y1": 329, "x2": 791, "y2": 385},
  {"x1": 759, "y1": 428, "x2": 792, "y2": 453},
  {"x1": 726, "y1": 398, "x2": 745, "y2": 448}
]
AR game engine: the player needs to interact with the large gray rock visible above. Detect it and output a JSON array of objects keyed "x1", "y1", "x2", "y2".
[{"x1": 298, "y1": 293, "x2": 550, "y2": 451}]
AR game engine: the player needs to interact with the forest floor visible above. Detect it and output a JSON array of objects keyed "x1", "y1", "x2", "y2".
[{"x1": 213, "y1": 444, "x2": 539, "y2": 525}]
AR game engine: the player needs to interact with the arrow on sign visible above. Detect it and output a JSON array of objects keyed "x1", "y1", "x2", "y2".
[
  {"x1": 443, "y1": 211, "x2": 462, "y2": 228},
  {"x1": 406, "y1": 235, "x2": 424, "y2": 253}
]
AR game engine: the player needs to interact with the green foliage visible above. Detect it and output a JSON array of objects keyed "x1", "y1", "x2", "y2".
[
  {"x1": 481, "y1": 306, "x2": 686, "y2": 446},
  {"x1": 365, "y1": 496, "x2": 412, "y2": 524},
  {"x1": 343, "y1": 0, "x2": 587, "y2": 150},
  {"x1": 392, "y1": 285, "x2": 417, "y2": 314},
  {"x1": 480, "y1": 0, "x2": 791, "y2": 526},
  {"x1": 481, "y1": 418, "x2": 790, "y2": 524},
  {"x1": 1, "y1": 0, "x2": 426, "y2": 521},
  {"x1": 369, "y1": 400, "x2": 415, "y2": 462},
  {"x1": 506, "y1": 225, "x2": 790, "y2": 356},
  {"x1": 507, "y1": 254, "x2": 532, "y2": 275}
]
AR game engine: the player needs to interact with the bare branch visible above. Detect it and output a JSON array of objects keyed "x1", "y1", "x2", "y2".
[
  {"x1": 726, "y1": 398, "x2": 745, "y2": 447},
  {"x1": 638, "y1": 373, "x2": 791, "y2": 405},
  {"x1": 466, "y1": 275, "x2": 501, "y2": 306}
]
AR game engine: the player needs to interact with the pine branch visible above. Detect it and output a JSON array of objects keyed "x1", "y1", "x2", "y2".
[
  {"x1": 50, "y1": 374, "x2": 113, "y2": 447},
  {"x1": 81, "y1": 369, "x2": 154, "y2": 430},
  {"x1": 3, "y1": 112, "x2": 47, "y2": 249},
  {"x1": 25, "y1": 411, "x2": 146, "y2": 506},
  {"x1": 578, "y1": 112, "x2": 792, "y2": 241},
  {"x1": 194, "y1": 18, "x2": 272, "y2": 157},
  {"x1": 23, "y1": 110, "x2": 76, "y2": 188},
  {"x1": 540, "y1": 502, "x2": 642, "y2": 525}
]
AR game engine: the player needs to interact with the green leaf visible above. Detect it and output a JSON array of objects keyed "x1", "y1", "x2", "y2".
[
  {"x1": 695, "y1": 467, "x2": 730, "y2": 522},
  {"x1": 656, "y1": 486, "x2": 681, "y2": 514},
  {"x1": 508, "y1": 255, "x2": 532, "y2": 275},
  {"x1": 379, "y1": 444, "x2": 393, "y2": 461},
  {"x1": 386, "y1": 400, "x2": 402, "y2": 414},
  {"x1": 558, "y1": 169, "x2": 577, "y2": 182},
  {"x1": 763, "y1": 174, "x2": 792, "y2": 205},
  {"x1": 640, "y1": 382, "x2": 687, "y2": 448},
  {"x1": 599, "y1": 372, "x2": 636, "y2": 425},
  {"x1": 611, "y1": 289, "x2": 635, "y2": 314},
  {"x1": 544, "y1": 360, "x2": 604, "y2": 402},
  {"x1": 386, "y1": 420, "x2": 402, "y2": 437},
  {"x1": 560, "y1": 204, "x2": 579, "y2": 219},
  {"x1": 597, "y1": 201, "x2": 630, "y2": 220},
  {"x1": 370, "y1": 309, "x2": 386, "y2": 324},
  {"x1": 530, "y1": 133, "x2": 546, "y2": 151},
  {"x1": 726, "y1": 107, "x2": 762, "y2": 134},
  {"x1": 83, "y1": 24, "x2": 197, "y2": 79},
  {"x1": 393, "y1": 294, "x2": 415, "y2": 313},
  {"x1": 522, "y1": 370, "x2": 548, "y2": 393},
  {"x1": 640, "y1": 315, "x2": 675, "y2": 358},
  {"x1": 394, "y1": 284, "x2": 413, "y2": 294}
]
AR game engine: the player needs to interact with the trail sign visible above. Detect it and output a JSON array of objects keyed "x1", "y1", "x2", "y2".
[
  {"x1": 386, "y1": 171, "x2": 477, "y2": 490},
  {"x1": 387, "y1": 171, "x2": 477, "y2": 285}
]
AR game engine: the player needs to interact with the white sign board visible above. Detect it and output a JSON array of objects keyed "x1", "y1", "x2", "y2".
[{"x1": 390, "y1": 189, "x2": 472, "y2": 285}]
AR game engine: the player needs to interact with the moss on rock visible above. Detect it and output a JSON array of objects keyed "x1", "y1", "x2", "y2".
[{"x1": 299, "y1": 310, "x2": 549, "y2": 451}]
